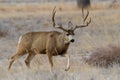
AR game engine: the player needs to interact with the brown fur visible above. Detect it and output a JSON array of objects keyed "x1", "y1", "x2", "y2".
[
  {"x1": 8, "y1": 31, "x2": 70, "y2": 70},
  {"x1": 83, "y1": 44, "x2": 120, "y2": 68}
]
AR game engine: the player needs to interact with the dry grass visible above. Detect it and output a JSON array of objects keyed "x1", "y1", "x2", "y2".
[
  {"x1": 84, "y1": 45, "x2": 120, "y2": 67},
  {"x1": 0, "y1": 2, "x2": 120, "y2": 18},
  {"x1": 0, "y1": 27, "x2": 8, "y2": 37},
  {"x1": 0, "y1": 2, "x2": 120, "y2": 80},
  {"x1": 0, "y1": 30, "x2": 8, "y2": 37}
]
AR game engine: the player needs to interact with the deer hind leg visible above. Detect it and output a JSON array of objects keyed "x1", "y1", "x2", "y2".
[
  {"x1": 25, "y1": 51, "x2": 36, "y2": 68},
  {"x1": 8, "y1": 52, "x2": 25, "y2": 70}
]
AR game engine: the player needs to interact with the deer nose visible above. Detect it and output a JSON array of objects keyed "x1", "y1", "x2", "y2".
[{"x1": 70, "y1": 39, "x2": 75, "y2": 43}]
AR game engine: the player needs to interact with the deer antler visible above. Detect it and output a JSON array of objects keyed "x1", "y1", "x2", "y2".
[
  {"x1": 73, "y1": 8, "x2": 91, "y2": 30},
  {"x1": 68, "y1": 21, "x2": 74, "y2": 30},
  {"x1": 52, "y1": 7, "x2": 68, "y2": 32}
]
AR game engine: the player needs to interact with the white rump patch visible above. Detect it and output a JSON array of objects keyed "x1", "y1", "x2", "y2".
[{"x1": 18, "y1": 36, "x2": 22, "y2": 44}]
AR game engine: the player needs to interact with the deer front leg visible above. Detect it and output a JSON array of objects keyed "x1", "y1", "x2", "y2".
[
  {"x1": 46, "y1": 49, "x2": 53, "y2": 72},
  {"x1": 46, "y1": 35, "x2": 56, "y2": 72},
  {"x1": 65, "y1": 54, "x2": 70, "y2": 71}
]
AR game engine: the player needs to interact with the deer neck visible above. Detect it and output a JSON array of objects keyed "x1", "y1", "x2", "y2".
[{"x1": 53, "y1": 33, "x2": 69, "y2": 54}]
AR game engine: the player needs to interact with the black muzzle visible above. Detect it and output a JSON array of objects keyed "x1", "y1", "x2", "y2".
[{"x1": 70, "y1": 39, "x2": 75, "y2": 43}]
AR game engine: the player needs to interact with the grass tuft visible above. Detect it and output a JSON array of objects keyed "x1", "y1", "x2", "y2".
[
  {"x1": 0, "y1": 27, "x2": 8, "y2": 37},
  {"x1": 84, "y1": 44, "x2": 120, "y2": 68}
]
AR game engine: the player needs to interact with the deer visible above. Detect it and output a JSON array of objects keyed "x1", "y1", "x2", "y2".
[{"x1": 8, "y1": 7, "x2": 91, "y2": 72}]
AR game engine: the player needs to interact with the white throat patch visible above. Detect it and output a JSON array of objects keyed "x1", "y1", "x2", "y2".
[
  {"x1": 68, "y1": 35, "x2": 74, "y2": 41},
  {"x1": 64, "y1": 35, "x2": 74, "y2": 43}
]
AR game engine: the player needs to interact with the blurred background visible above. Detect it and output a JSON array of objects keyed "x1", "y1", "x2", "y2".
[{"x1": 0, "y1": 0, "x2": 119, "y2": 3}]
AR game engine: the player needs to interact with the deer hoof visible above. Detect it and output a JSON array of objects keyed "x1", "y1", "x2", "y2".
[{"x1": 65, "y1": 67, "x2": 70, "y2": 71}]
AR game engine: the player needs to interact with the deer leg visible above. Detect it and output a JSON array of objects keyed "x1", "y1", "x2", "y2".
[
  {"x1": 25, "y1": 52, "x2": 36, "y2": 68},
  {"x1": 33, "y1": 48, "x2": 39, "y2": 54},
  {"x1": 47, "y1": 52, "x2": 53, "y2": 72},
  {"x1": 8, "y1": 52, "x2": 24, "y2": 70},
  {"x1": 46, "y1": 36, "x2": 55, "y2": 72},
  {"x1": 65, "y1": 54, "x2": 70, "y2": 71},
  {"x1": 8, "y1": 55, "x2": 16, "y2": 70}
]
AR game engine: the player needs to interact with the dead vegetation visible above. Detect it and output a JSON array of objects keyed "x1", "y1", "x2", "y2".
[
  {"x1": 0, "y1": 27, "x2": 8, "y2": 37},
  {"x1": 0, "y1": 2, "x2": 120, "y2": 18},
  {"x1": 84, "y1": 44, "x2": 120, "y2": 68}
]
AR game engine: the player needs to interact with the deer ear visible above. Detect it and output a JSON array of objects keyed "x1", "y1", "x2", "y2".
[{"x1": 68, "y1": 21, "x2": 73, "y2": 30}]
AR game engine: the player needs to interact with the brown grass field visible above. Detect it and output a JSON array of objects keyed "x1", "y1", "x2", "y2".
[{"x1": 0, "y1": 2, "x2": 120, "y2": 80}]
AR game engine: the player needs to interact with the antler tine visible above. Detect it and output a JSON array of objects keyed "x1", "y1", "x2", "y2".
[
  {"x1": 86, "y1": 17, "x2": 91, "y2": 26},
  {"x1": 57, "y1": 24, "x2": 68, "y2": 32},
  {"x1": 73, "y1": 9, "x2": 91, "y2": 30},
  {"x1": 68, "y1": 21, "x2": 73, "y2": 29},
  {"x1": 52, "y1": 6, "x2": 56, "y2": 27},
  {"x1": 82, "y1": 8, "x2": 89, "y2": 24},
  {"x1": 82, "y1": 8, "x2": 84, "y2": 20},
  {"x1": 52, "y1": 7, "x2": 68, "y2": 32},
  {"x1": 83, "y1": 10, "x2": 89, "y2": 23}
]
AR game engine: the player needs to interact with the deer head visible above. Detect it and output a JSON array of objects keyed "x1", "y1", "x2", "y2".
[{"x1": 52, "y1": 7, "x2": 91, "y2": 43}]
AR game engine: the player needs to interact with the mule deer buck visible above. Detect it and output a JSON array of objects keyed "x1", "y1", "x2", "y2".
[{"x1": 8, "y1": 7, "x2": 91, "y2": 71}]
